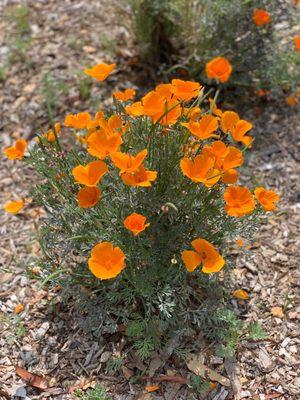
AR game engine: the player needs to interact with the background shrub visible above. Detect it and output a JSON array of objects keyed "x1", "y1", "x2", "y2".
[{"x1": 131, "y1": 0, "x2": 300, "y2": 91}]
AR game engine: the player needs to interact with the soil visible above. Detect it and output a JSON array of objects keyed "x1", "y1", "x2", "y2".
[{"x1": 0, "y1": 1, "x2": 299, "y2": 399}]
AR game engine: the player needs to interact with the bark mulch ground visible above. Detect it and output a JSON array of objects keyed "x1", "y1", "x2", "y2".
[{"x1": 1, "y1": 1, "x2": 299, "y2": 399}]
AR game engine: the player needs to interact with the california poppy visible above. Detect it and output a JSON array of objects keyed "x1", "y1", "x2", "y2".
[
  {"x1": 294, "y1": 36, "x2": 300, "y2": 51},
  {"x1": 84, "y1": 63, "x2": 116, "y2": 81},
  {"x1": 221, "y1": 111, "x2": 253, "y2": 147},
  {"x1": 88, "y1": 241, "x2": 125, "y2": 279},
  {"x1": 236, "y1": 239, "x2": 244, "y2": 247},
  {"x1": 252, "y1": 9, "x2": 271, "y2": 26},
  {"x1": 124, "y1": 213, "x2": 150, "y2": 236},
  {"x1": 121, "y1": 165, "x2": 157, "y2": 187},
  {"x1": 254, "y1": 187, "x2": 279, "y2": 211},
  {"x1": 180, "y1": 154, "x2": 220, "y2": 187},
  {"x1": 113, "y1": 88, "x2": 136, "y2": 101},
  {"x1": 3, "y1": 139, "x2": 27, "y2": 160},
  {"x1": 155, "y1": 83, "x2": 174, "y2": 100},
  {"x1": 224, "y1": 186, "x2": 255, "y2": 217},
  {"x1": 87, "y1": 131, "x2": 123, "y2": 159},
  {"x1": 4, "y1": 199, "x2": 25, "y2": 214},
  {"x1": 232, "y1": 289, "x2": 248, "y2": 300},
  {"x1": 41, "y1": 123, "x2": 61, "y2": 142},
  {"x1": 142, "y1": 91, "x2": 165, "y2": 120},
  {"x1": 64, "y1": 112, "x2": 91, "y2": 129},
  {"x1": 171, "y1": 79, "x2": 201, "y2": 101},
  {"x1": 125, "y1": 101, "x2": 145, "y2": 117},
  {"x1": 205, "y1": 57, "x2": 232, "y2": 83},
  {"x1": 72, "y1": 160, "x2": 108, "y2": 186},
  {"x1": 182, "y1": 115, "x2": 219, "y2": 140},
  {"x1": 77, "y1": 186, "x2": 101, "y2": 208},
  {"x1": 111, "y1": 149, "x2": 148, "y2": 174},
  {"x1": 181, "y1": 238, "x2": 225, "y2": 273},
  {"x1": 222, "y1": 169, "x2": 239, "y2": 184}
]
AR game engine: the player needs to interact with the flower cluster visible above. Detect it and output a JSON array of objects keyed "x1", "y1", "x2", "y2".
[{"x1": 3, "y1": 61, "x2": 280, "y2": 284}]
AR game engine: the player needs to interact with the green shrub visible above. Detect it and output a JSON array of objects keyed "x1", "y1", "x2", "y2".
[
  {"x1": 3, "y1": 63, "x2": 279, "y2": 359},
  {"x1": 131, "y1": 0, "x2": 300, "y2": 91}
]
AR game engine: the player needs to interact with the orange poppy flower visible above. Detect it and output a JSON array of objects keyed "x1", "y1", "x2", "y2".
[
  {"x1": 187, "y1": 106, "x2": 201, "y2": 121},
  {"x1": 124, "y1": 212, "x2": 150, "y2": 236},
  {"x1": 87, "y1": 131, "x2": 123, "y2": 159},
  {"x1": 77, "y1": 186, "x2": 101, "y2": 208},
  {"x1": 84, "y1": 63, "x2": 116, "y2": 81},
  {"x1": 41, "y1": 123, "x2": 61, "y2": 142},
  {"x1": 252, "y1": 9, "x2": 271, "y2": 26},
  {"x1": 182, "y1": 115, "x2": 219, "y2": 140},
  {"x1": 64, "y1": 112, "x2": 91, "y2": 129},
  {"x1": 3, "y1": 139, "x2": 27, "y2": 160},
  {"x1": 180, "y1": 154, "x2": 220, "y2": 187},
  {"x1": 4, "y1": 199, "x2": 25, "y2": 214},
  {"x1": 206, "y1": 57, "x2": 232, "y2": 83},
  {"x1": 236, "y1": 239, "x2": 244, "y2": 247},
  {"x1": 222, "y1": 169, "x2": 239, "y2": 184},
  {"x1": 111, "y1": 149, "x2": 148, "y2": 174},
  {"x1": 88, "y1": 241, "x2": 125, "y2": 280},
  {"x1": 254, "y1": 187, "x2": 279, "y2": 211},
  {"x1": 125, "y1": 101, "x2": 145, "y2": 117},
  {"x1": 221, "y1": 111, "x2": 253, "y2": 146},
  {"x1": 72, "y1": 160, "x2": 108, "y2": 186},
  {"x1": 171, "y1": 79, "x2": 201, "y2": 101},
  {"x1": 232, "y1": 289, "x2": 248, "y2": 300},
  {"x1": 224, "y1": 186, "x2": 255, "y2": 217},
  {"x1": 155, "y1": 83, "x2": 174, "y2": 100},
  {"x1": 113, "y1": 88, "x2": 136, "y2": 101},
  {"x1": 181, "y1": 238, "x2": 225, "y2": 273},
  {"x1": 121, "y1": 165, "x2": 157, "y2": 187},
  {"x1": 294, "y1": 36, "x2": 300, "y2": 51},
  {"x1": 285, "y1": 95, "x2": 298, "y2": 107},
  {"x1": 142, "y1": 91, "x2": 165, "y2": 119}
]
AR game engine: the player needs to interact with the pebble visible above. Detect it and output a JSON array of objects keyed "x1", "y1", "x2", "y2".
[
  {"x1": 100, "y1": 351, "x2": 112, "y2": 363},
  {"x1": 281, "y1": 337, "x2": 291, "y2": 347},
  {"x1": 35, "y1": 321, "x2": 50, "y2": 339}
]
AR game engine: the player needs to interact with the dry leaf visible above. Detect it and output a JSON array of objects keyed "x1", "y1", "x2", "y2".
[
  {"x1": 271, "y1": 306, "x2": 284, "y2": 318},
  {"x1": 186, "y1": 357, "x2": 230, "y2": 387},
  {"x1": 15, "y1": 366, "x2": 48, "y2": 390}
]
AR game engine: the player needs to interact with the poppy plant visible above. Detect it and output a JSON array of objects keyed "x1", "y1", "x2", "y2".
[
  {"x1": 224, "y1": 186, "x2": 255, "y2": 217},
  {"x1": 182, "y1": 115, "x2": 219, "y2": 140},
  {"x1": 72, "y1": 160, "x2": 108, "y2": 186},
  {"x1": 113, "y1": 88, "x2": 136, "y2": 101},
  {"x1": 84, "y1": 63, "x2": 116, "y2": 81},
  {"x1": 4, "y1": 199, "x2": 25, "y2": 214},
  {"x1": 252, "y1": 9, "x2": 271, "y2": 26},
  {"x1": 121, "y1": 165, "x2": 157, "y2": 187},
  {"x1": 181, "y1": 238, "x2": 225, "y2": 273},
  {"x1": 111, "y1": 149, "x2": 148, "y2": 174},
  {"x1": 205, "y1": 57, "x2": 232, "y2": 83},
  {"x1": 77, "y1": 186, "x2": 101, "y2": 208},
  {"x1": 88, "y1": 241, "x2": 125, "y2": 279},
  {"x1": 3, "y1": 139, "x2": 27, "y2": 160},
  {"x1": 124, "y1": 213, "x2": 150, "y2": 236},
  {"x1": 232, "y1": 289, "x2": 248, "y2": 300},
  {"x1": 254, "y1": 187, "x2": 279, "y2": 211}
]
